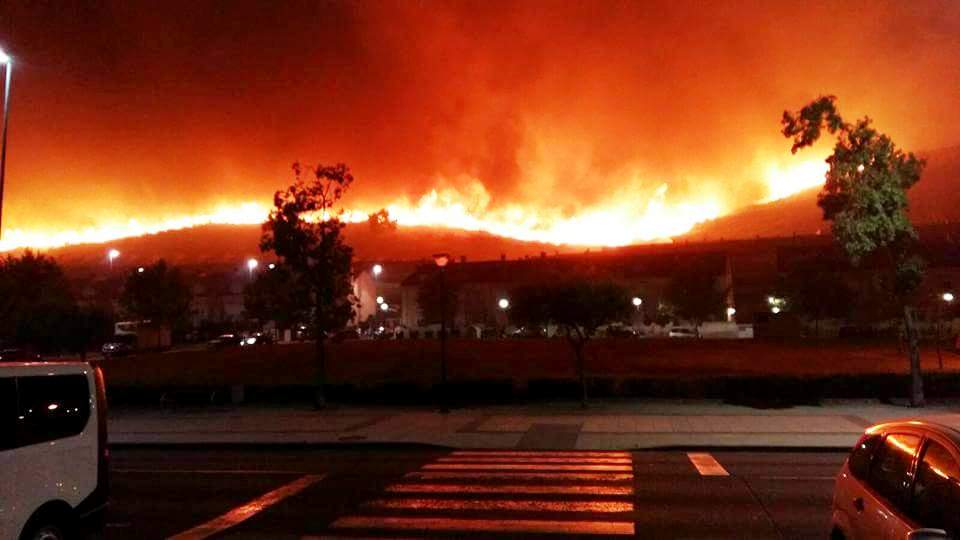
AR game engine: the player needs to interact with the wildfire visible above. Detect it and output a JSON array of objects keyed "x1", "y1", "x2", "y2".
[{"x1": 0, "y1": 158, "x2": 829, "y2": 252}]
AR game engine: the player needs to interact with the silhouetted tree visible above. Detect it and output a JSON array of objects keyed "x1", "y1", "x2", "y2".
[
  {"x1": 781, "y1": 254, "x2": 854, "y2": 337},
  {"x1": 260, "y1": 162, "x2": 356, "y2": 408},
  {"x1": 119, "y1": 260, "x2": 192, "y2": 329},
  {"x1": 511, "y1": 280, "x2": 630, "y2": 407},
  {"x1": 663, "y1": 257, "x2": 726, "y2": 326},
  {"x1": 243, "y1": 263, "x2": 309, "y2": 336},
  {"x1": 367, "y1": 208, "x2": 398, "y2": 233},
  {"x1": 63, "y1": 306, "x2": 115, "y2": 360},
  {"x1": 0, "y1": 251, "x2": 76, "y2": 352},
  {"x1": 783, "y1": 95, "x2": 926, "y2": 405}
]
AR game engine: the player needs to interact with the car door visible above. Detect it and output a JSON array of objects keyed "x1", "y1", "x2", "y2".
[
  {"x1": 853, "y1": 432, "x2": 921, "y2": 540},
  {"x1": 907, "y1": 438, "x2": 960, "y2": 537}
]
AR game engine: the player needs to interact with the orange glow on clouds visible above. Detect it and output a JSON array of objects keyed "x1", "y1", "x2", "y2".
[{"x1": 0, "y1": 159, "x2": 828, "y2": 252}]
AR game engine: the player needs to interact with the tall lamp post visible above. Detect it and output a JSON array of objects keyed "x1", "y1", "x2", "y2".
[
  {"x1": 107, "y1": 248, "x2": 120, "y2": 271},
  {"x1": 938, "y1": 291, "x2": 955, "y2": 370},
  {"x1": 433, "y1": 253, "x2": 450, "y2": 413},
  {"x1": 0, "y1": 48, "x2": 12, "y2": 238}
]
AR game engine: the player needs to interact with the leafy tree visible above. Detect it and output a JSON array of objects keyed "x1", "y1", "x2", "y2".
[
  {"x1": 63, "y1": 306, "x2": 115, "y2": 359},
  {"x1": 367, "y1": 208, "x2": 398, "y2": 233},
  {"x1": 260, "y1": 162, "x2": 357, "y2": 407},
  {"x1": 781, "y1": 254, "x2": 854, "y2": 337},
  {"x1": 783, "y1": 95, "x2": 927, "y2": 405},
  {"x1": 0, "y1": 251, "x2": 77, "y2": 352},
  {"x1": 511, "y1": 280, "x2": 630, "y2": 407},
  {"x1": 663, "y1": 257, "x2": 726, "y2": 326},
  {"x1": 243, "y1": 263, "x2": 309, "y2": 335},
  {"x1": 119, "y1": 259, "x2": 192, "y2": 328},
  {"x1": 416, "y1": 268, "x2": 460, "y2": 327}
]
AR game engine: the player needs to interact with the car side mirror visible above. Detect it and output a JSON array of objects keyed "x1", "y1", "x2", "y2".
[{"x1": 907, "y1": 529, "x2": 950, "y2": 540}]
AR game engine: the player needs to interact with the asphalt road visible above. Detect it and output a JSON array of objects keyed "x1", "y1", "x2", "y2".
[{"x1": 105, "y1": 446, "x2": 846, "y2": 539}]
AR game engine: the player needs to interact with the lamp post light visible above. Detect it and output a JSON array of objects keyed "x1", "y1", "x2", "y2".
[
  {"x1": 0, "y1": 48, "x2": 11, "y2": 238},
  {"x1": 498, "y1": 298, "x2": 510, "y2": 310},
  {"x1": 380, "y1": 302, "x2": 389, "y2": 312},
  {"x1": 107, "y1": 248, "x2": 120, "y2": 270},
  {"x1": 631, "y1": 296, "x2": 643, "y2": 311},
  {"x1": 372, "y1": 263, "x2": 383, "y2": 277},
  {"x1": 246, "y1": 258, "x2": 259, "y2": 279},
  {"x1": 726, "y1": 306, "x2": 737, "y2": 321},
  {"x1": 433, "y1": 252, "x2": 450, "y2": 413}
]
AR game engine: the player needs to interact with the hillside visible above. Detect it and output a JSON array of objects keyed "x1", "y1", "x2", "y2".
[
  {"x1": 47, "y1": 223, "x2": 579, "y2": 271},
  {"x1": 688, "y1": 145, "x2": 960, "y2": 240}
]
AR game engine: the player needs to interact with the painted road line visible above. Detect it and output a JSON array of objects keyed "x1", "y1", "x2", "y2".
[
  {"x1": 331, "y1": 516, "x2": 635, "y2": 536},
  {"x1": 367, "y1": 497, "x2": 634, "y2": 513},
  {"x1": 437, "y1": 456, "x2": 632, "y2": 464},
  {"x1": 452, "y1": 450, "x2": 631, "y2": 458},
  {"x1": 423, "y1": 463, "x2": 633, "y2": 471},
  {"x1": 687, "y1": 452, "x2": 729, "y2": 476},
  {"x1": 167, "y1": 474, "x2": 324, "y2": 540},
  {"x1": 406, "y1": 471, "x2": 635, "y2": 481},
  {"x1": 386, "y1": 482, "x2": 634, "y2": 495},
  {"x1": 115, "y1": 468, "x2": 306, "y2": 475}
]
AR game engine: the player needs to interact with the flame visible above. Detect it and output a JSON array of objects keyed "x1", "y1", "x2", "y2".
[
  {"x1": 763, "y1": 159, "x2": 829, "y2": 202},
  {"x1": 0, "y1": 158, "x2": 833, "y2": 252}
]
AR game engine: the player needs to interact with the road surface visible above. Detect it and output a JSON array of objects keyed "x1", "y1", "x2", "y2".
[{"x1": 105, "y1": 446, "x2": 846, "y2": 539}]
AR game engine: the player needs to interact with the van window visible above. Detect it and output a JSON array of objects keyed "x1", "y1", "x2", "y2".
[
  {"x1": 15, "y1": 374, "x2": 91, "y2": 447},
  {"x1": 868, "y1": 433, "x2": 921, "y2": 510},
  {"x1": 849, "y1": 433, "x2": 881, "y2": 481},
  {"x1": 0, "y1": 378, "x2": 15, "y2": 449},
  {"x1": 910, "y1": 440, "x2": 960, "y2": 536}
]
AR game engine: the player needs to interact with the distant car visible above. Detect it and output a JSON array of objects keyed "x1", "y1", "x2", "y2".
[
  {"x1": 509, "y1": 326, "x2": 546, "y2": 339},
  {"x1": 208, "y1": 334, "x2": 242, "y2": 350},
  {"x1": 831, "y1": 420, "x2": 960, "y2": 540},
  {"x1": 668, "y1": 326, "x2": 698, "y2": 338},
  {"x1": 239, "y1": 333, "x2": 274, "y2": 347},
  {"x1": 101, "y1": 335, "x2": 136, "y2": 357},
  {"x1": 0, "y1": 348, "x2": 41, "y2": 363},
  {"x1": 602, "y1": 323, "x2": 637, "y2": 338},
  {"x1": 1, "y1": 360, "x2": 109, "y2": 540}
]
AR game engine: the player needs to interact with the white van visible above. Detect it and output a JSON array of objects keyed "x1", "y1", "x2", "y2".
[{"x1": 1, "y1": 362, "x2": 108, "y2": 540}]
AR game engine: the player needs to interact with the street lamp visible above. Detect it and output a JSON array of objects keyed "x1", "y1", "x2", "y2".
[
  {"x1": 631, "y1": 296, "x2": 643, "y2": 311},
  {"x1": 137, "y1": 266, "x2": 145, "y2": 273},
  {"x1": 376, "y1": 295, "x2": 384, "y2": 305},
  {"x1": 771, "y1": 306, "x2": 781, "y2": 315},
  {"x1": 107, "y1": 248, "x2": 120, "y2": 270},
  {"x1": 936, "y1": 291, "x2": 956, "y2": 370},
  {"x1": 498, "y1": 298, "x2": 510, "y2": 310},
  {"x1": 0, "y1": 48, "x2": 11, "y2": 238},
  {"x1": 380, "y1": 302, "x2": 389, "y2": 312},
  {"x1": 372, "y1": 263, "x2": 383, "y2": 277},
  {"x1": 246, "y1": 258, "x2": 258, "y2": 278},
  {"x1": 726, "y1": 306, "x2": 737, "y2": 321},
  {"x1": 943, "y1": 292, "x2": 955, "y2": 303},
  {"x1": 268, "y1": 263, "x2": 276, "y2": 270},
  {"x1": 433, "y1": 252, "x2": 450, "y2": 413}
]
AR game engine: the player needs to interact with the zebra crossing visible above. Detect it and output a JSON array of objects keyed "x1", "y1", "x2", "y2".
[{"x1": 328, "y1": 450, "x2": 636, "y2": 537}]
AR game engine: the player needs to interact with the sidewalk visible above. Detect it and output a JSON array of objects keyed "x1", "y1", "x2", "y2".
[{"x1": 108, "y1": 399, "x2": 960, "y2": 450}]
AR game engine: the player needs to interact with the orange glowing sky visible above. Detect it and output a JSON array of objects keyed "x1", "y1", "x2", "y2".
[{"x1": 0, "y1": 1, "x2": 959, "y2": 251}]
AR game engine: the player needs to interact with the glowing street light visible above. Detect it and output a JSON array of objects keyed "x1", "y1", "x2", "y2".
[
  {"x1": 726, "y1": 306, "x2": 737, "y2": 319},
  {"x1": 372, "y1": 263, "x2": 383, "y2": 277},
  {"x1": 137, "y1": 266, "x2": 145, "y2": 273},
  {"x1": 943, "y1": 292, "x2": 955, "y2": 303},
  {"x1": 380, "y1": 302, "x2": 389, "y2": 312},
  {"x1": 107, "y1": 248, "x2": 120, "y2": 270},
  {"x1": 376, "y1": 295, "x2": 384, "y2": 305},
  {"x1": 0, "y1": 48, "x2": 11, "y2": 238},
  {"x1": 631, "y1": 296, "x2": 643, "y2": 311},
  {"x1": 498, "y1": 298, "x2": 510, "y2": 310},
  {"x1": 771, "y1": 306, "x2": 781, "y2": 314},
  {"x1": 246, "y1": 258, "x2": 258, "y2": 278},
  {"x1": 268, "y1": 263, "x2": 276, "y2": 270}
]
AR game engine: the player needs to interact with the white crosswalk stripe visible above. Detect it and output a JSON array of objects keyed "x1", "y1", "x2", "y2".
[{"x1": 329, "y1": 450, "x2": 636, "y2": 536}]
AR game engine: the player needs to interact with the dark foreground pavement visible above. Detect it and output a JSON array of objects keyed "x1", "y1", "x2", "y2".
[{"x1": 106, "y1": 447, "x2": 845, "y2": 539}]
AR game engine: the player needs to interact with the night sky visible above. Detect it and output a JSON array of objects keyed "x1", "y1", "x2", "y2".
[{"x1": 1, "y1": 1, "x2": 959, "y2": 243}]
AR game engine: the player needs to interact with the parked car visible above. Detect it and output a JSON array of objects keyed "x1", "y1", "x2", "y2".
[
  {"x1": 101, "y1": 334, "x2": 136, "y2": 357},
  {"x1": 668, "y1": 326, "x2": 698, "y2": 338},
  {"x1": 831, "y1": 420, "x2": 960, "y2": 540},
  {"x1": 1, "y1": 361, "x2": 109, "y2": 540},
  {"x1": 208, "y1": 333, "x2": 243, "y2": 350}
]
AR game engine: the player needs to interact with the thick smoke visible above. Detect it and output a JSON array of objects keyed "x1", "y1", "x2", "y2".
[{"x1": 1, "y1": 0, "x2": 959, "y2": 233}]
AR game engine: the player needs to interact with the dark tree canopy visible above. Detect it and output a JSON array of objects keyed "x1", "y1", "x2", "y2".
[
  {"x1": 243, "y1": 263, "x2": 309, "y2": 331},
  {"x1": 780, "y1": 254, "x2": 853, "y2": 325},
  {"x1": 367, "y1": 208, "x2": 398, "y2": 233},
  {"x1": 260, "y1": 162, "x2": 356, "y2": 336},
  {"x1": 0, "y1": 251, "x2": 76, "y2": 351},
  {"x1": 663, "y1": 258, "x2": 726, "y2": 324},
  {"x1": 119, "y1": 259, "x2": 192, "y2": 326}
]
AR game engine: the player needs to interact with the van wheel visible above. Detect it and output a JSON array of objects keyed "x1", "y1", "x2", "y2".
[{"x1": 26, "y1": 525, "x2": 66, "y2": 540}]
